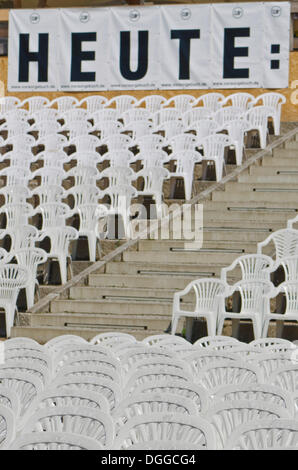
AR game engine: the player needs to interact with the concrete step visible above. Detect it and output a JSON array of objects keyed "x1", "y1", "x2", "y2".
[
  {"x1": 49, "y1": 299, "x2": 185, "y2": 316},
  {"x1": 69, "y1": 285, "x2": 179, "y2": 301},
  {"x1": 11, "y1": 325, "x2": 162, "y2": 343},
  {"x1": 237, "y1": 173, "x2": 298, "y2": 184},
  {"x1": 203, "y1": 200, "x2": 298, "y2": 210},
  {"x1": 104, "y1": 261, "x2": 226, "y2": 276},
  {"x1": 29, "y1": 312, "x2": 178, "y2": 331},
  {"x1": 167, "y1": 229, "x2": 269, "y2": 243},
  {"x1": 225, "y1": 182, "x2": 298, "y2": 192},
  {"x1": 122, "y1": 250, "x2": 250, "y2": 265},
  {"x1": 249, "y1": 166, "x2": 298, "y2": 176},
  {"x1": 212, "y1": 190, "x2": 298, "y2": 203},
  {"x1": 272, "y1": 148, "x2": 298, "y2": 158},
  {"x1": 284, "y1": 140, "x2": 298, "y2": 150},
  {"x1": 89, "y1": 273, "x2": 194, "y2": 290},
  {"x1": 138, "y1": 239, "x2": 261, "y2": 252},
  {"x1": 262, "y1": 156, "x2": 298, "y2": 167}
]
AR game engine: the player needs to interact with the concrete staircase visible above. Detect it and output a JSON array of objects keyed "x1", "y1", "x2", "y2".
[{"x1": 11, "y1": 124, "x2": 298, "y2": 343}]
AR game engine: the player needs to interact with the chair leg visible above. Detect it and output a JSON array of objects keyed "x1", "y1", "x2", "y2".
[
  {"x1": 276, "y1": 320, "x2": 284, "y2": 338},
  {"x1": 217, "y1": 316, "x2": 225, "y2": 335},
  {"x1": 171, "y1": 315, "x2": 179, "y2": 335},
  {"x1": 58, "y1": 256, "x2": 67, "y2": 285},
  {"x1": 87, "y1": 234, "x2": 96, "y2": 262}
]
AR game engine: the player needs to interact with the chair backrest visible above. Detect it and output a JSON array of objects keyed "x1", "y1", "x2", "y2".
[
  {"x1": 9, "y1": 432, "x2": 104, "y2": 450},
  {"x1": 258, "y1": 228, "x2": 298, "y2": 261},
  {"x1": 114, "y1": 412, "x2": 215, "y2": 450},
  {"x1": 201, "y1": 133, "x2": 230, "y2": 158},
  {"x1": 165, "y1": 94, "x2": 196, "y2": 112},
  {"x1": 195, "y1": 93, "x2": 225, "y2": 112},
  {"x1": 107, "y1": 95, "x2": 137, "y2": 114},
  {"x1": 221, "y1": 253, "x2": 273, "y2": 283},
  {"x1": 22, "y1": 406, "x2": 114, "y2": 447},
  {"x1": 137, "y1": 95, "x2": 167, "y2": 113},
  {"x1": 190, "y1": 278, "x2": 227, "y2": 313},
  {"x1": 49, "y1": 96, "x2": 79, "y2": 112},
  {"x1": 79, "y1": 95, "x2": 108, "y2": 113},
  {"x1": 0, "y1": 404, "x2": 15, "y2": 449},
  {"x1": 221, "y1": 92, "x2": 254, "y2": 110},
  {"x1": 225, "y1": 418, "x2": 298, "y2": 450}
]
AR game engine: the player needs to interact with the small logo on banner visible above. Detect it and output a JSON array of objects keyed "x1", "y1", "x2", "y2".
[
  {"x1": 129, "y1": 9, "x2": 140, "y2": 22},
  {"x1": 271, "y1": 6, "x2": 281, "y2": 17},
  {"x1": 79, "y1": 11, "x2": 90, "y2": 23},
  {"x1": 0, "y1": 342, "x2": 4, "y2": 365},
  {"x1": 30, "y1": 12, "x2": 40, "y2": 24},
  {"x1": 180, "y1": 8, "x2": 191, "y2": 20},
  {"x1": 232, "y1": 7, "x2": 243, "y2": 19}
]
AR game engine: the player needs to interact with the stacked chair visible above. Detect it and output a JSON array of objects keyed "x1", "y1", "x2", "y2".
[{"x1": 0, "y1": 332, "x2": 296, "y2": 450}]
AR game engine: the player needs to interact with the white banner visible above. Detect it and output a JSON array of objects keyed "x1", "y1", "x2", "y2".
[
  {"x1": 109, "y1": 6, "x2": 160, "y2": 90},
  {"x1": 59, "y1": 8, "x2": 110, "y2": 91},
  {"x1": 8, "y1": 9, "x2": 59, "y2": 91},
  {"x1": 7, "y1": 3, "x2": 290, "y2": 92},
  {"x1": 160, "y1": 5, "x2": 211, "y2": 89}
]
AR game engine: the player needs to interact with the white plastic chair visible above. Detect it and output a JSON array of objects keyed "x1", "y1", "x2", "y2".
[
  {"x1": 204, "y1": 400, "x2": 290, "y2": 449},
  {"x1": 263, "y1": 282, "x2": 298, "y2": 337},
  {"x1": 165, "y1": 94, "x2": 196, "y2": 113},
  {"x1": 91, "y1": 109, "x2": 118, "y2": 124},
  {"x1": 34, "y1": 202, "x2": 72, "y2": 229},
  {"x1": 220, "y1": 92, "x2": 254, "y2": 111},
  {"x1": 136, "y1": 167, "x2": 170, "y2": 218},
  {"x1": 102, "y1": 133, "x2": 132, "y2": 152},
  {"x1": 168, "y1": 133, "x2": 197, "y2": 152},
  {"x1": 113, "y1": 393, "x2": 198, "y2": 429},
  {"x1": 70, "y1": 134, "x2": 100, "y2": 153},
  {"x1": 52, "y1": 376, "x2": 122, "y2": 411},
  {"x1": 136, "y1": 95, "x2": 167, "y2": 113},
  {"x1": 90, "y1": 332, "x2": 137, "y2": 347},
  {"x1": 106, "y1": 95, "x2": 137, "y2": 115},
  {"x1": 225, "y1": 418, "x2": 298, "y2": 450},
  {"x1": 0, "y1": 97, "x2": 21, "y2": 113},
  {"x1": 221, "y1": 254, "x2": 274, "y2": 284},
  {"x1": 31, "y1": 185, "x2": 66, "y2": 205},
  {"x1": 10, "y1": 432, "x2": 104, "y2": 450},
  {"x1": 102, "y1": 185, "x2": 138, "y2": 238},
  {"x1": 0, "y1": 264, "x2": 29, "y2": 336},
  {"x1": 213, "y1": 107, "x2": 244, "y2": 128},
  {"x1": 14, "y1": 248, "x2": 48, "y2": 309},
  {"x1": 154, "y1": 120, "x2": 184, "y2": 142},
  {"x1": 171, "y1": 278, "x2": 227, "y2": 336},
  {"x1": 0, "y1": 404, "x2": 15, "y2": 449},
  {"x1": 121, "y1": 108, "x2": 151, "y2": 126},
  {"x1": 132, "y1": 379, "x2": 209, "y2": 413},
  {"x1": 136, "y1": 134, "x2": 165, "y2": 153},
  {"x1": 249, "y1": 92, "x2": 286, "y2": 135},
  {"x1": 0, "y1": 386, "x2": 20, "y2": 418},
  {"x1": 215, "y1": 383, "x2": 295, "y2": 415},
  {"x1": 66, "y1": 185, "x2": 101, "y2": 207},
  {"x1": 44, "y1": 334, "x2": 87, "y2": 352},
  {"x1": 195, "y1": 93, "x2": 225, "y2": 112},
  {"x1": 30, "y1": 108, "x2": 59, "y2": 124},
  {"x1": 38, "y1": 226, "x2": 78, "y2": 284},
  {"x1": 245, "y1": 106, "x2": 271, "y2": 149},
  {"x1": 78, "y1": 95, "x2": 108, "y2": 113},
  {"x1": 0, "y1": 225, "x2": 39, "y2": 251},
  {"x1": 225, "y1": 119, "x2": 248, "y2": 166},
  {"x1": 257, "y1": 228, "x2": 298, "y2": 269},
  {"x1": 113, "y1": 413, "x2": 215, "y2": 450},
  {"x1": 217, "y1": 280, "x2": 273, "y2": 339},
  {"x1": 195, "y1": 360, "x2": 262, "y2": 394},
  {"x1": 72, "y1": 204, "x2": 107, "y2": 261},
  {"x1": 36, "y1": 134, "x2": 67, "y2": 152},
  {"x1": 22, "y1": 406, "x2": 114, "y2": 447},
  {"x1": 250, "y1": 337, "x2": 295, "y2": 350},
  {"x1": 152, "y1": 108, "x2": 181, "y2": 127},
  {"x1": 200, "y1": 134, "x2": 231, "y2": 181},
  {"x1": 182, "y1": 108, "x2": 213, "y2": 128},
  {"x1": 0, "y1": 370, "x2": 43, "y2": 416},
  {"x1": 169, "y1": 150, "x2": 202, "y2": 200},
  {"x1": 49, "y1": 96, "x2": 79, "y2": 112},
  {"x1": 252, "y1": 352, "x2": 296, "y2": 380},
  {"x1": 20, "y1": 96, "x2": 50, "y2": 113}
]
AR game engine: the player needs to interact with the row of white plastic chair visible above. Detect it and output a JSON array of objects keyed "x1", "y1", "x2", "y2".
[{"x1": 0, "y1": 333, "x2": 297, "y2": 450}]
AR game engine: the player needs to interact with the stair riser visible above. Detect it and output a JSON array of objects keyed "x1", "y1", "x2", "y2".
[
  {"x1": 50, "y1": 300, "x2": 177, "y2": 315},
  {"x1": 30, "y1": 314, "x2": 177, "y2": 331}
]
